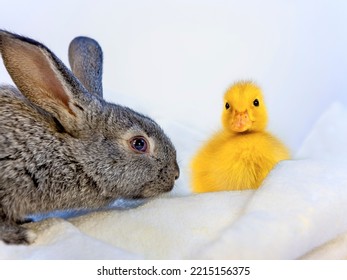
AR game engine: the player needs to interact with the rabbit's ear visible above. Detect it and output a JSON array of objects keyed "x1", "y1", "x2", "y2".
[
  {"x1": 68, "y1": 36, "x2": 103, "y2": 98},
  {"x1": 0, "y1": 30, "x2": 92, "y2": 136}
]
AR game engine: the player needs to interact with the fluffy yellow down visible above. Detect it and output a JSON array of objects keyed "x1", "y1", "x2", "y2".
[{"x1": 191, "y1": 81, "x2": 290, "y2": 192}]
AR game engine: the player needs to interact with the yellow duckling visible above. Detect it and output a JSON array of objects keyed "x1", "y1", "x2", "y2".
[{"x1": 191, "y1": 81, "x2": 290, "y2": 192}]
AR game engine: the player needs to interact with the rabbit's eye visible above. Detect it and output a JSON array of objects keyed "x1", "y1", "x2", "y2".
[{"x1": 130, "y1": 136, "x2": 148, "y2": 153}]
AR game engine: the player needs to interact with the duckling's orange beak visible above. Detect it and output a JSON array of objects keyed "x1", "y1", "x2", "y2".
[{"x1": 230, "y1": 110, "x2": 252, "y2": 132}]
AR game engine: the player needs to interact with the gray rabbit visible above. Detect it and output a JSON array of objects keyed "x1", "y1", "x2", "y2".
[{"x1": 0, "y1": 30, "x2": 179, "y2": 245}]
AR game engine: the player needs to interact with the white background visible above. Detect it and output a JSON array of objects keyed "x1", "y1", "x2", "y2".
[{"x1": 1, "y1": 0, "x2": 347, "y2": 153}]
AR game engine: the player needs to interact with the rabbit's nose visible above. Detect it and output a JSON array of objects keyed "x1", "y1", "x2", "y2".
[{"x1": 174, "y1": 161, "x2": 180, "y2": 180}]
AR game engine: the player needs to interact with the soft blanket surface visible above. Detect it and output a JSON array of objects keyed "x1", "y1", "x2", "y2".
[{"x1": 1, "y1": 103, "x2": 347, "y2": 259}]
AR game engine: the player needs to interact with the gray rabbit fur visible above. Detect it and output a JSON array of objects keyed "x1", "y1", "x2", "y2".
[{"x1": 0, "y1": 30, "x2": 179, "y2": 245}]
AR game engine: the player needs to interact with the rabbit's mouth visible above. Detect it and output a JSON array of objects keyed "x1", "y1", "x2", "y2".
[
  {"x1": 121, "y1": 182, "x2": 174, "y2": 200},
  {"x1": 137, "y1": 182, "x2": 175, "y2": 198}
]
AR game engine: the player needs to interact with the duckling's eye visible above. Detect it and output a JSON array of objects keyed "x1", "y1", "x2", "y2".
[
  {"x1": 253, "y1": 99, "x2": 259, "y2": 107},
  {"x1": 225, "y1": 102, "x2": 230, "y2": 110}
]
